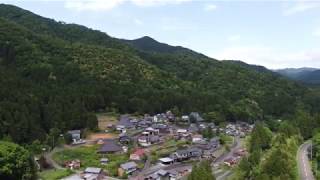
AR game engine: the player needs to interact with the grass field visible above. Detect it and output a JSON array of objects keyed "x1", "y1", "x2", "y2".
[
  {"x1": 52, "y1": 145, "x2": 129, "y2": 176},
  {"x1": 38, "y1": 169, "x2": 73, "y2": 180},
  {"x1": 96, "y1": 112, "x2": 119, "y2": 130},
  {"x1": 150, "y1": 139, "x2": 188, "y2": 164}
]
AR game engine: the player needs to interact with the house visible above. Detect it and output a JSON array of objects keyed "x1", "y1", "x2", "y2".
[
  {"x1": 168, "y1": 166, "x2": 192, "y2": 179},
  {"x1": 100, "y1": 158, "x2": 109, "y2": 165},
  {"x1": 234, "y1": 148, "x2": 247, "y2": 157},
  {"x1": 189, "y1": 112, "x2": 204, "y2": 122},
  {"x1": 159, "y1": 157, "x2": 174, "y2": 165},
  {"x1": 97, "y1": 139, "x2": 122, "y2": 154},
  {"x1": 176, "y1": 129, "x2": 187, "y2": 134},
  {"x1": 188, "y1": 124, "x2": 199, "y2": 134},
  {"x1": 202, "y1": 149, "x2": 216, "y2": 159},
  {"x1": 153, "y1": 113, "x2": 170, "y2": 123},
  {"x1": 224, "y1": 157, "x2": 237, "y2": 166},
  {"x1": 138, "y1": 135, "x2": 160, "y2": 147},
  {"x1": 166, "y1": 111, "x2": 175, "y2": 121},
  {"x1": 65, "y1": 159, "x2": 81, "y2": 170},
  {"x1": 82, "y1": 167, "x2": 104, "y2": 180},
  {"x1": 145, "y1": 169, "x2": 177, "y2": 180},
  {"x1": 170, "y1": 148, "x2": 202, "y2": 161},
  {"x1": 145, "y1": 127, "x2": 159, "y2": 135},
  {"x1": 119, "y1": 134, "x2": 131, "y2": 144},
  {"x1": 138, "y1": 119, "x2": 152, "y2": 128},
  {"x1": 130, "y1": 118, "x2": 139, "y2": 125},
  {"x1": 130, "y1": 148, "x2": 146, "y2": 161},
  {"x1": 152, "y1": 124, "x2": 169, "y2": 134},
  {"x1": 199, "y1": 123, "x2": 207, "y2": 130},
  {"x1": 181, "y1": 115, "x2": 189, "y2": 122},
  {"x1": 118, "y1": 161, "x2": 138, "y2": 176},
  {"x1": 196, "y1": 137, "x2": 220, "y2": 151},
  {"x1": 116, "y1": 115, "x2": 135, "y2": 130},
  {"x1": 209, "y1": 137, "x2": 220, "y2": 149},
  {"x1": 192, "y1": 134, "x2": 204, "y2": 143},
  {"x1": 176, "y1": 129, "x2": 189, "y2": 140},
  {"x1": 67, "y1": 130, "x2": 81, "y2": 142}
]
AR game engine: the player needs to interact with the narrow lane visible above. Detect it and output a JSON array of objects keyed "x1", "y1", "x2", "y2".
[{"x1": 297, "y1": 142, "x2": 315, "y2": 180}]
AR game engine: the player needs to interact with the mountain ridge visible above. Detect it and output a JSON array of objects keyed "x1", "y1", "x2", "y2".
[
  {"x1": 0, "y1": 4, "x2": 312, "y2": 144},
  {"x1": 274, "y1": 67, "x2": 320, "y2": 84}
]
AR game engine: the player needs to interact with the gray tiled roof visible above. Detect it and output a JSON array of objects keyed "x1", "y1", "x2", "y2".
[
  {"x1": 98, "y1": 139, "x2": 122, "y2": 153},
  {"x1": 120, "y1": 161, "x2": 137, "y2": 170},
  {"x1": 84, "y1": 167, "x2": 102, "y2": 174}
]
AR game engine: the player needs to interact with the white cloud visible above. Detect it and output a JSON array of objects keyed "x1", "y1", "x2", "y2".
[
  {"x1": 64, "y1": 0, "x2": 192, "y2": 11},
  {"x1": 283, "y1": 1, "x2": 320, "y2": 16},
  {"x1": 204, "y1": 4, "x2": 217, "y2": 12},
  {"x1": 211, "y1": 46, "x2": 320, "y2": 69},
  {"x1": 227, "y1": 35, "x2": 241, "y2": 41}
]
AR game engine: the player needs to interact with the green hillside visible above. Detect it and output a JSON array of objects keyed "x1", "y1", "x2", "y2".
[{"x1": 0, "y1": 4, "x2": 314, "y2": 144}]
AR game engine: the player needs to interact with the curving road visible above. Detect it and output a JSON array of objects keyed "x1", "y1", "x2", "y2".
[{"x1": 297, "y1": 142, "x2": 315, "y2": 180}]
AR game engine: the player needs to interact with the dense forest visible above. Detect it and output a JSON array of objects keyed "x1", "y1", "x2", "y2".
[{"x1": 0, "y1": 4, "x2": 319, "y2": 146}]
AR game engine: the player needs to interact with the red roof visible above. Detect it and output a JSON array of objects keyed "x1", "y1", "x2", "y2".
[{"x1": 133, "y1": 148, "x2": 145, "y2": 156}]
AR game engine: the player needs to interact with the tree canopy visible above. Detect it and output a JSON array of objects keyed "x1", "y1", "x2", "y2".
[{"x1": 0, "y1": 141, "x2": 37, "y2": 180}]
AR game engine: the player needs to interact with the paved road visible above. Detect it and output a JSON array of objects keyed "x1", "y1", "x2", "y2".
[
  {"x1": 297, "y1": 142, "x2": 315, "y2": 180},
  {"x1": 213, "y1": 136, "x2": 240, "y2": 165},
  {"x1": 212, "y1": 136, "x2": 241, "y2": 180},
  {"x1": 44, "y1": 147, "x2": 64, "y2": 170}
]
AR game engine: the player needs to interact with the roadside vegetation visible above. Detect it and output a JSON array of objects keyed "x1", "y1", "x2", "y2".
[
  {"x1": 38, "y1": 169, "x2": 73, "y2": 180},
  {"x1": 311, "y1": 132, "x2": 320, "y2": 179},
  {"x1": 188, "y1": 160, "x2": 215, "y2": 180},
  {"x1": 233, "y1": 121, "x2": 302, "y2": 180}
]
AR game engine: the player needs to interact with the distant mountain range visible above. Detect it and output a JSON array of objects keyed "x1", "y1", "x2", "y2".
[{"x1": 274, "y1": 68, "x2": 320, "y2": 85}]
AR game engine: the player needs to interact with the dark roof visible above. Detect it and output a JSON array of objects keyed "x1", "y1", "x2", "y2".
[
  {"x1": 152, "y1": 124, "x2": 168, "y2": 129},
  {"x1": 156, "y1": 169, "x2": 168, "y2": 176},
  {"x1": 98, "y1": 139, "x2": 122, "y2": 153},
  {"x1": 188, "y1": 124, "x2": 199, "y2": 132},
  {"x1": 150, "y1": 135, "x2": 160, "y2": 142},
  {"x1": 68, "y1": 130, "x2": 81, "y2": 134},
  {"x1": 210, "y1": 137, "x2": 220, "y2": 144},
  {"x1": 176, "y1": 148, "x2": 202, "y2": 155},
  {"x1": 117, "y1": 115, "x2": 134, "y2": 128}
]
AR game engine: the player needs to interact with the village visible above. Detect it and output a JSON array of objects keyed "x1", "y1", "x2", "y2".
[{"x1": 39, "y1": 111, "x2": 253, "y2": 180}]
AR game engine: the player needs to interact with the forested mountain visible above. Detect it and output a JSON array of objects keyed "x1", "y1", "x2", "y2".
[
  {"x1": 122, "y1": 36, "x2": 189, "y2": 54},
  {"x1": 0, "y1": 4, "x2": 316, "y2": 144},
  {"x1": 295, "y1": 70, "x2": 320, "y2": 84},
  {"x1": 275, "y1": 68, "x2": 320, "y2": 85}
]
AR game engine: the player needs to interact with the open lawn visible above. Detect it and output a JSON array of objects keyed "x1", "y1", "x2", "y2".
[
  {"x1": 96, "y1": 112, "x2": 119, "y2": 130},
  {"x1": 52, "y1": 145, "x2": 129, "y2": 177},
  {"x1": 38, "y1": 169, "x2": 73, "y2": 180},
  {"x1": 87, "y1": 133, "x2": 117, "y2": 141}
]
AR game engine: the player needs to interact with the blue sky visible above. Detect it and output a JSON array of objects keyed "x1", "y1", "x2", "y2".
[{"x1": 1, "y1": 0, "x2": 320, "y2": 69}]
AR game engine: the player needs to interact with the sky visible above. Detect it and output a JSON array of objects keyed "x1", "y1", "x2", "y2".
[{"x1": 1, "y1": 0, "x2": 320, "y2": 69}]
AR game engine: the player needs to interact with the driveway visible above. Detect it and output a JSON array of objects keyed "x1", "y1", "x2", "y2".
[{"x1": 297, "y1": 142, "x2": 315, "y2": 180}]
